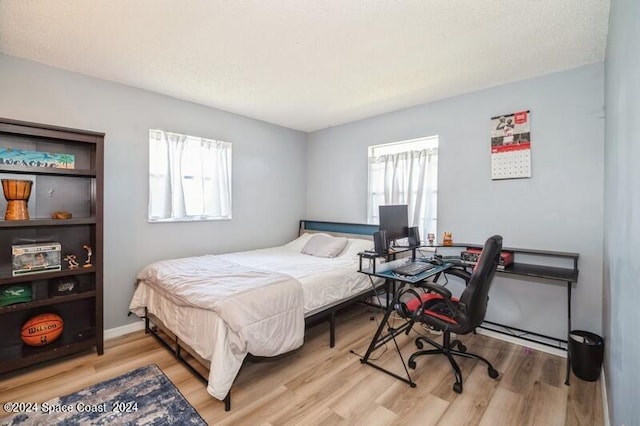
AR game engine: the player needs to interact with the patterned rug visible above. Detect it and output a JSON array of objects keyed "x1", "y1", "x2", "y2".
[{"x1": 1, "y1": 364, "x2": 206, "y2": 425}]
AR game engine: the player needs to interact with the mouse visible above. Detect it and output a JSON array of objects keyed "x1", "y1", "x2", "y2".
[{"x1": 430, "y1": 257, "x2": 444, "y2": 266}]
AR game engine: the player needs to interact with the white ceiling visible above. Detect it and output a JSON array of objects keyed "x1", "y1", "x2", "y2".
[{"x1": 0, "y1": 0, "x2": 610, "y2": 132}]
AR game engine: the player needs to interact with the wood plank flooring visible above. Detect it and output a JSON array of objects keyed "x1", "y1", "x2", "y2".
[{"x1": 0, "y1": 305, "x2": 603, "y2": 425}]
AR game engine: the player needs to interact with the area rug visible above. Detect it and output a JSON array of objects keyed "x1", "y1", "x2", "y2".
[{"x1": 1, "y1": 364, "x2": 206, "y2": 425}]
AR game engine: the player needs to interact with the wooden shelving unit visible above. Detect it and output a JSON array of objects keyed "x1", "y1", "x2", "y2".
[{"x1": 0, "y1": 118, "x2": 103, "y2": 374}]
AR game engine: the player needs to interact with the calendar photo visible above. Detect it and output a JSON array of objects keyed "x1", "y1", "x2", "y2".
[{"x1": 490, "y1": 110, "x2": 531, "y2": 180}]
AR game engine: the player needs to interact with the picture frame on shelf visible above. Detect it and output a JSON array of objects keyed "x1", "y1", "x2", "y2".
[{"x1": 0, "y1": 148, "x2": 75, "y2": 169}]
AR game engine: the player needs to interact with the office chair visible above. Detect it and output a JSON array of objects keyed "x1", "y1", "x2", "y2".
[{"x1": 395, "y1": 235, "x2": 503, "y2": 393}]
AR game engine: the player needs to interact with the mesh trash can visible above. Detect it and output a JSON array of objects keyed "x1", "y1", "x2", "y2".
[{"x1": 569, "y1": 330, "x2": 604, "y2": 381}]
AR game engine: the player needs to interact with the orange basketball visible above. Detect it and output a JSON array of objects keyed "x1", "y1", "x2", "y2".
[{"x1": 21, "y1": 313, "x2": 64, "y2": 346}]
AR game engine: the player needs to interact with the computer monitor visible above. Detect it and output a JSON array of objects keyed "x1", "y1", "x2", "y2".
[{"x1": 378, "y1": 204, "x2": 409, "y2": 244}]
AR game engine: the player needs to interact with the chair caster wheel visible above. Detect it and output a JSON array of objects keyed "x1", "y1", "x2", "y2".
[
  {"x1": 453, "y1": 382, "x2": 463, "y2": 393},
  {"x1": 488, "y1": 367, "x2": 499, "y2": 379},
  {"x1": 416, "y1": 340, "x2": 424, "y2": 349},
  {"x1": 457, "y1": 344, "x2": 467, "y2": 353},
  {"x1": 408, "y1": 360, "x2": 416, "y2": 369}
]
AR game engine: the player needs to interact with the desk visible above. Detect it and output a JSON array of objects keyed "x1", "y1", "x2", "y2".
[{"x1": 357, "y1": 258, "x2": 452, "y2": 386}]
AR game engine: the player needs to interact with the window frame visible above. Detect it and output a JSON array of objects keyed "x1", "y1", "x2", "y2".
[
  {"x1": 367, "y1": 135, "x2": 439, "y2": 238},
  {"x1": 148, "y1": 129, "x2": 232, "y2": 223}
]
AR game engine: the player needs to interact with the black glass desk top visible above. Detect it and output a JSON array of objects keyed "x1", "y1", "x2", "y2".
[{"x1": 360, "y1": 262, "x2": 452, "y2": 283}]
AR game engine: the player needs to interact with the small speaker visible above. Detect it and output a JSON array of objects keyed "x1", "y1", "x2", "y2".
[
  {"x1": 408, "y1": 226, "x2": 420, "y2": 247},
  {"x1": 373, "y1": 230, "x2": 388, "y2": 255}
]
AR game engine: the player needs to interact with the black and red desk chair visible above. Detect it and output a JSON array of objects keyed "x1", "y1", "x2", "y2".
[{"x1": 395, "y1": 235, "x2": 503, "y2": 393}]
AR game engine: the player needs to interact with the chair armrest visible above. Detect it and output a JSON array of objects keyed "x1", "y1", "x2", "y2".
[
  {"x1": 415, "y1": 281, "x2": 453, "y2": 300},
  {"x1": 444, "y1": 267, "x2": 472, "y2": 283}
]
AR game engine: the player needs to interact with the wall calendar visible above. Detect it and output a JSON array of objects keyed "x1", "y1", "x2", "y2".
[{"x1": 490, "y1": 110, "x2": 531, "y2": 180}]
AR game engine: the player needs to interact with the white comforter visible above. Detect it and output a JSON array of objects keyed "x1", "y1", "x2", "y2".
[
  {"x1": 129, "y1": 233, "x2": 375, "y2": 400},
  {"x1": 135, "y1": 255, "x2": 305, "y2": 356}
]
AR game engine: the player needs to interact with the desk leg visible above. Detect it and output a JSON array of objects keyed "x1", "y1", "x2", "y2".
[
  {"x1": 358, "y1": 283, "x2": 415, "y2": 387},
  {"x1": 565, "y1": 281, "x2": 572, "y2": 385},
  {"x1": 361, "y1": 299, "x2": 395, "y2": 362}
]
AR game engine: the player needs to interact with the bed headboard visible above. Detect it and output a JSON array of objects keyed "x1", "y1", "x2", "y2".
[{"x1": 299, "y1": 220, "x2": 378, "y2": 239}]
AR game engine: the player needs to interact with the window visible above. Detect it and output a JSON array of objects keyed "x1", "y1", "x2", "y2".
[
  {"x1": 148, "y1": 129, "x2": 232, "y2": 222},
  {"x1": 368, "y1": 136, "x2": 438, "y2": 238}
]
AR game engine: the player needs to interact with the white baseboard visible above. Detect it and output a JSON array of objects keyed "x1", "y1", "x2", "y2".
[
  {"x1": 103, "y1": 320, "x2": 145, "y2": 341},
  {"x1": 106, "y1": 321, "x2": 571, "y2": 358},
  {"x1": 475, "y1": 328, "x2": 566, "y2": 358},
  {"x1": 601, "y1": 368, "x2": 610, "y2": 426}
]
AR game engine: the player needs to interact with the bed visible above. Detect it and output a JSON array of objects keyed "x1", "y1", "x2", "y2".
[{"x1": 128, "y1": 220, "x2": 382, "y2": 410}]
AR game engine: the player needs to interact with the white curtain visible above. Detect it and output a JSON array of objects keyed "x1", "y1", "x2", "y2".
[
  {"x1": 368, "y1": 148, "x2": 438, "y2": 236},
  {"x1": 149, "y1": 130, "x2": 232, "y2": 221},
  {"x1": 198, "y1": 139, "x2": 232, "y2": 218}
]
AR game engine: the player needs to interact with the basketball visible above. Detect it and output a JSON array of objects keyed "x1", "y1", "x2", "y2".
[{"x1": 21, "y1": 313, "x2": 64, "y2": 346}]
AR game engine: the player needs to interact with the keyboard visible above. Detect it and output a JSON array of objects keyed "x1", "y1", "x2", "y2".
[{"x1": 392, "y1": 261, "x2": 435, "y2": 276}]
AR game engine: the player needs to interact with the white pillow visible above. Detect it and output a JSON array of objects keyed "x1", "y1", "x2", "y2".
[
  {"x1": 301, "y1": 234, "x2": 348, "y2": 258},
  {"x1": 283, "y1": 233, "x2": 316, "y2": 251}
]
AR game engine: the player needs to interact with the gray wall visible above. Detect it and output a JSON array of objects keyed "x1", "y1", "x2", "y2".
[
  {"x1": 604, "y1": 0, "x2": 640, "y2": 423},
  {"x1": 307, "y1": 63, "x2": 604, "y2": 340},
  {"x1": 0, "y1": 54, "x2": 308, "y2": 330}
]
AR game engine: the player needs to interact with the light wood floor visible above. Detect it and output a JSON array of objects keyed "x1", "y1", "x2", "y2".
[{"x1": 0, "y1": 305, "x2": 603, "y2": 425}]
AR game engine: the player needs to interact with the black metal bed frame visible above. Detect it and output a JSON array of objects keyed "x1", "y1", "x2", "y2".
[{"x1": 143, "y1": 285, "x2": 382, "y2": 411}]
